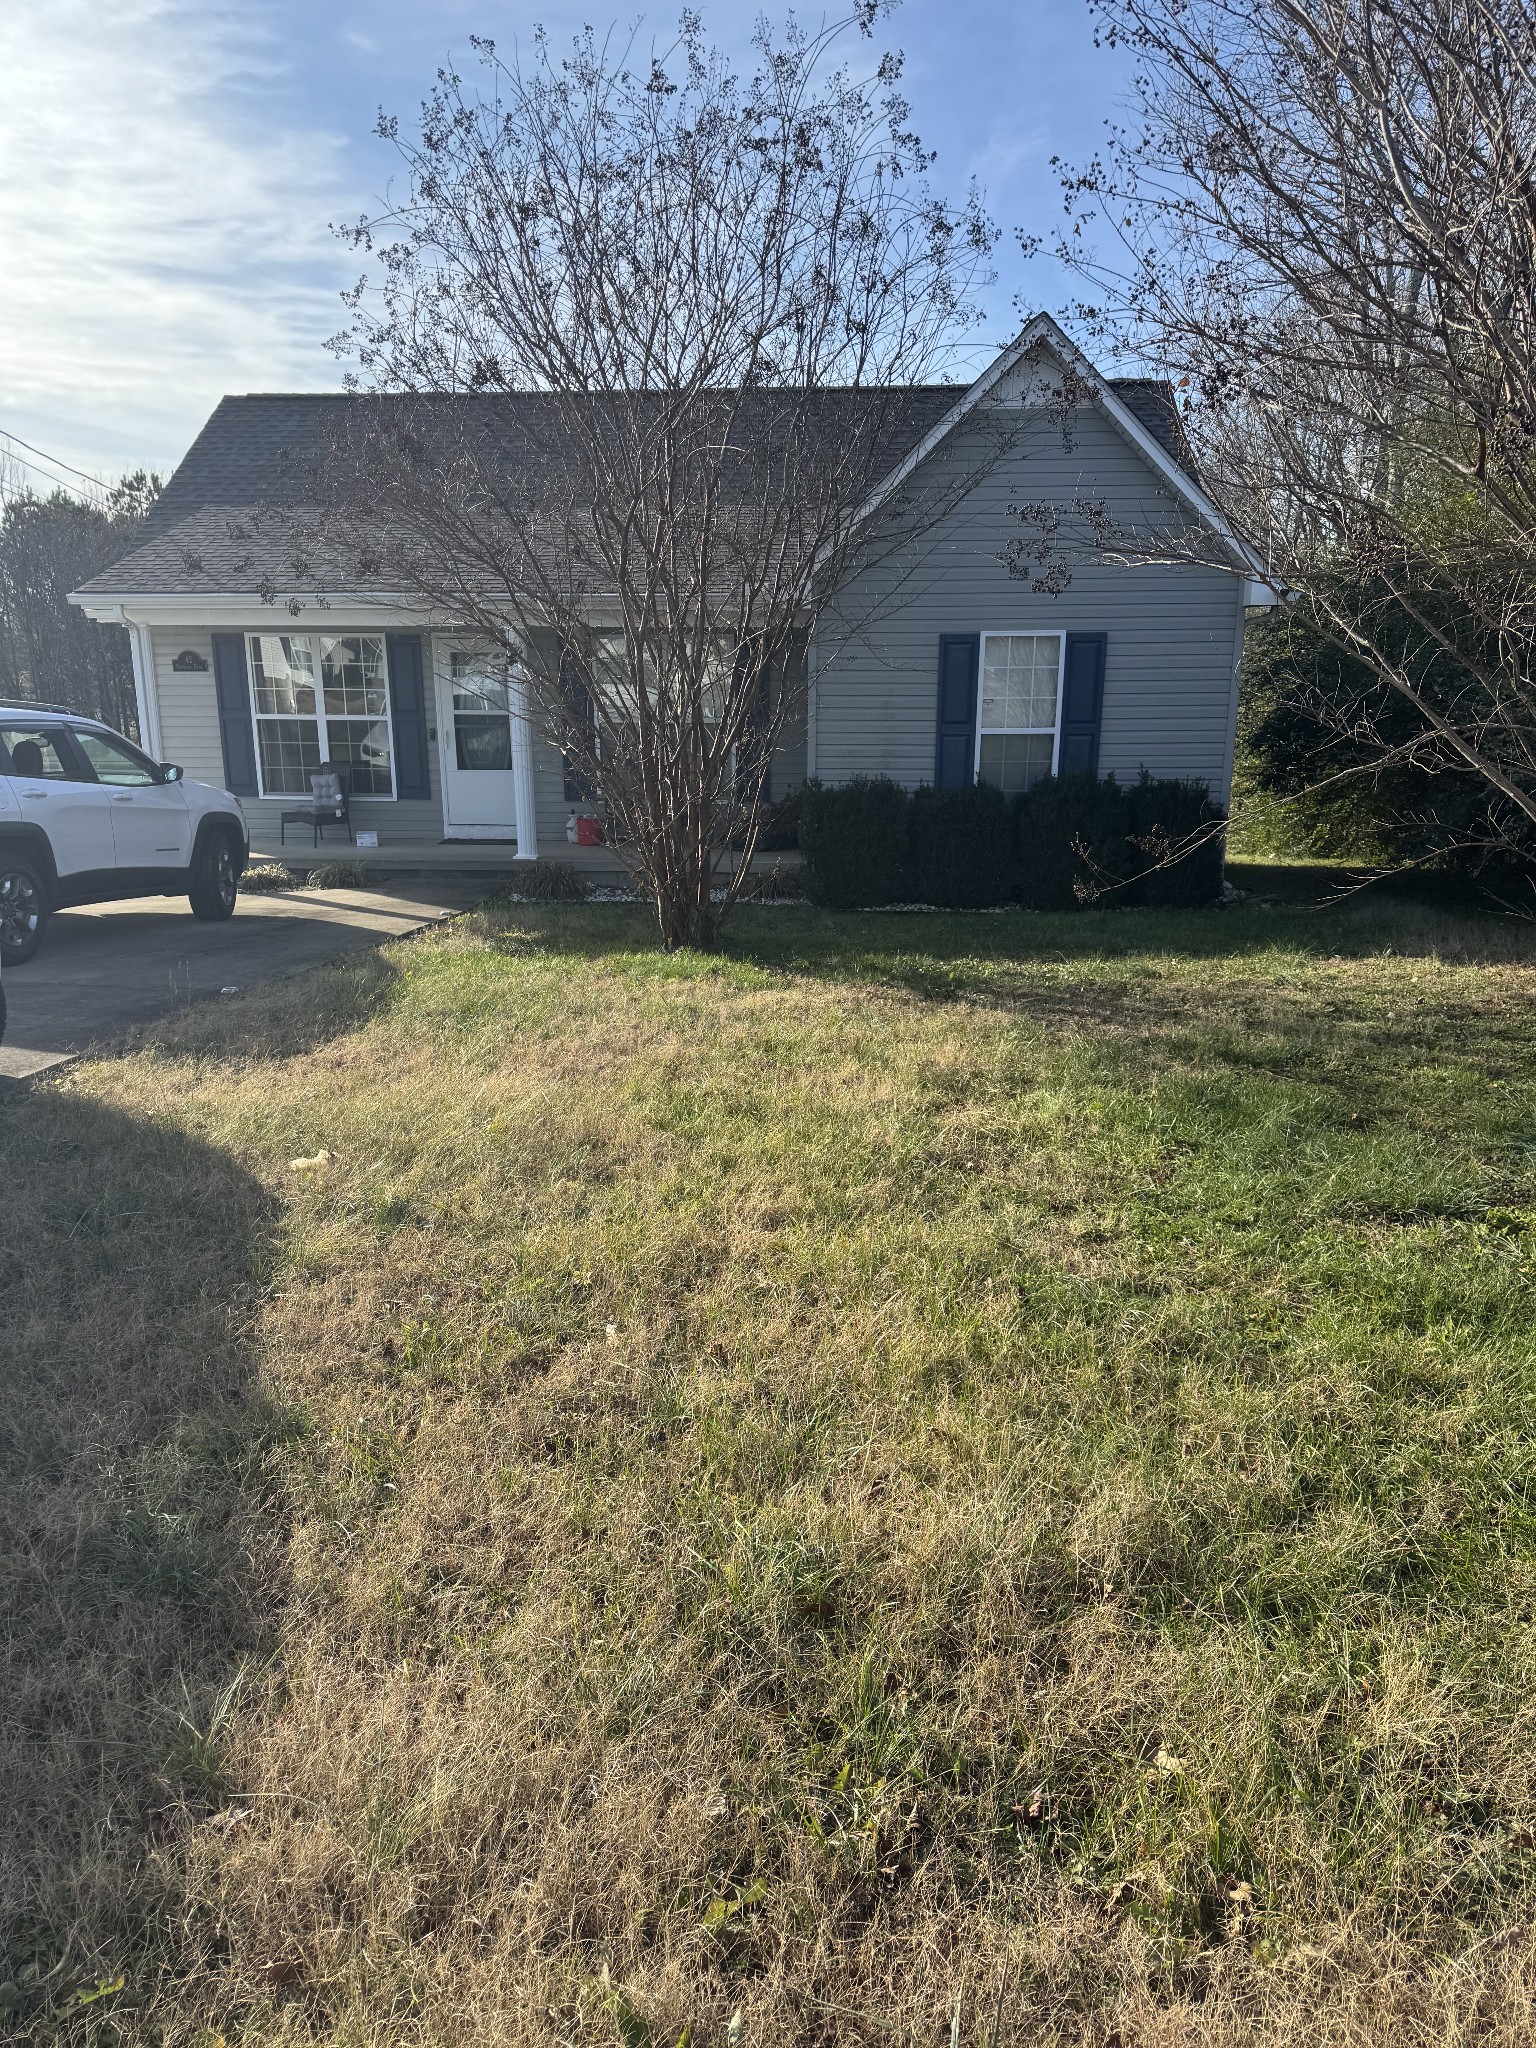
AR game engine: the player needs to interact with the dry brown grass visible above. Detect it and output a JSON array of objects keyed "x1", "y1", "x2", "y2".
[{"x1": 5, "y1": 891, "x2": 1536, "y2": 2043}]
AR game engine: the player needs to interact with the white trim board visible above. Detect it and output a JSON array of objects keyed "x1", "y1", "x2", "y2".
[{"x1": 70, "y1": 594, "x2": 432, "y2": 628}]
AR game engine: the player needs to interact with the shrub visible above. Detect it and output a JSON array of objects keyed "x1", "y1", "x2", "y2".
[
  {"x1": 305, "y1": 861, "x2": 374, "y2": 889},
  {"x1": 1016, "y1": 775, "x2": 1137, "y2": 910},
  {"x1": 906, "y1": 783, "x2": 1013, "y2": 907},
  {"x1": 1236, "y1": 597, "x2": 1536, "y2": 873},
  {"x1": 1016, "y1": 773, "x2": 1227, "y2": 909},
  {"x1": 757, "y1": 791, "x2": 801, "y2": 852},
  {"x1": 1126, "y1": 772, "x2": 1226, "y2": 906},
  {"x1": 505, "y1": 859, "x2": 592, "y2": 902},
  {"x1": 797, "y1": 776, "x2": 909, "y2": 907},
  {"x1": 737, "y1": 858, "x2": 807, "y2": 902},
  {"x1": 239, "y1": 861, "x2": 298, "y2": 894}
]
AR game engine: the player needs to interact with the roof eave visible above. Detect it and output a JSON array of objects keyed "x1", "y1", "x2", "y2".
[{"x1": 68, "y1": 589, "x2": 427, "y2": 624}]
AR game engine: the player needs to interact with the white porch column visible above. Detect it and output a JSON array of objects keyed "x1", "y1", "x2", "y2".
[
  {"x1": 510, "y1": 675, "x2": 538, "y2": 860},
  {"x1": 125, "y1": 614, "x2": 162, "y2": 759}
]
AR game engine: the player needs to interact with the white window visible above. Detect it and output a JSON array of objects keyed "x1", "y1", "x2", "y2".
[
  {"x1": 975, "y1": 632, "x2": 1064, "y2": 794},
  {"x1": 247, "y1": 633, "x2": 395, "y2": 798},
  {"x1": 584, "y1": 632, "x2": 734, "y2": 734},
  {"x1": 589, "y1": 630, "x2": 638, "y2": 725},
  {"x1": 448, "y1": 647, "x2": 514, "y2": 770}
]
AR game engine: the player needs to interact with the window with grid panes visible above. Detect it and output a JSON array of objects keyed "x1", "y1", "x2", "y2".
[
  {"x1": 247, "y1": 634, "x2": 395, "y2": 797},
  {"x1": 975, "y1": 633, "x2": 1063, "y2": 794}
]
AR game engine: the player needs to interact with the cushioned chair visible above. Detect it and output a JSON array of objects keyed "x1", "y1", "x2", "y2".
[{"x1": 281, "y1": 764, "x2": 353, "y2": 847}]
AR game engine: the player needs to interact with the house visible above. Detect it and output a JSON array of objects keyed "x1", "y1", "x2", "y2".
[{"x1": 70, "y1": 315, "x2": 1268, "y2": 864}]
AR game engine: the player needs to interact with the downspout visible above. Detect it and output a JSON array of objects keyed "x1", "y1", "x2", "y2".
[
  {"x1": 1221, "y1": 580, "x2": 1245, "y2": 812},
  {"x1": 1228, "y1": 577, "x2": 1277, "y2": 808}
]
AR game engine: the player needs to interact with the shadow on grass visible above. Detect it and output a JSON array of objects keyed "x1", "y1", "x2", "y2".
[
  {"x1": 132, "y1": 944, "x2": 406, "y2": 1066},
  {"x1": 460, "y1": 889, "x2": 1536, "y2": 1119},
  {"x1": 0, "y1": 1083, "x2": 285, "y2": 2031},
  {"x1": 468, "y1": 887, "x2": 1536, "y2": 980}
]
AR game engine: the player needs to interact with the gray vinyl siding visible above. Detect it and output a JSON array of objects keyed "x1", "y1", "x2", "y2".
[
  {"x1": 532, "y1": 731, "x2": 573, "y2": 848},
  {"x1": 150, "y1": 628, "x2": 228, "y2": 791},
  {"x1": 812, "y1": 404, "x2": 1246, "y2": 801}
]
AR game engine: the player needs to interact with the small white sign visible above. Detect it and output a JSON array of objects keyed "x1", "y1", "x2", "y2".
[{"x1": 355, "y1": 830, "x2": 379, "y2": 849}]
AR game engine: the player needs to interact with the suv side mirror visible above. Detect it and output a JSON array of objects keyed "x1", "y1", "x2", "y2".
[{"x1": 160, "y1": 763, "x2": 184, "y2": 783}]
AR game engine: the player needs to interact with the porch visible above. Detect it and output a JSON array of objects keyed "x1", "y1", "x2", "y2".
[{"x1": 241, "y1": 826, "x2": 800, "y2": 890}]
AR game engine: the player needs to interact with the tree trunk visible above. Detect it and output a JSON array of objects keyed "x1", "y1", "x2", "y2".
[{"x1": 641, "y1": 807, "x2": 724, "y2": 951}]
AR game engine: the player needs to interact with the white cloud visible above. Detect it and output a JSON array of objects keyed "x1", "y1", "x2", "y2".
[{"x1": 0, "y1": 0, "x2": 353, "y2": 479}]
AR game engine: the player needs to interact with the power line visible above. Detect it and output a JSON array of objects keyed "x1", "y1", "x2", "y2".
[
  {"x1": 0, "y1": 428, "x2": 109, "y2": 492},
  {"x1": 0, "y1": 441, "x2": 94, "y2": 498}
]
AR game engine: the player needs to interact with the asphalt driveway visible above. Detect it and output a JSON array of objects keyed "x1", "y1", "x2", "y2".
[{"x1": 0, "y1": 877, "x2": 490, "y2": 1079}]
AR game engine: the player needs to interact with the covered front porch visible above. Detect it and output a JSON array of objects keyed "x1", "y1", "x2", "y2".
[
  {"x1": 242, "y1": 823, "x2": 617, "y2": 877},
  {"x1": 240, "y1": 824, "x2": 800, "y2": 889}
]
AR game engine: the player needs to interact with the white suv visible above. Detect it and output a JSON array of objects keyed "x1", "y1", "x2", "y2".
[{"x1": 0, "y1": 704, "x2": 249, "y2": 965}]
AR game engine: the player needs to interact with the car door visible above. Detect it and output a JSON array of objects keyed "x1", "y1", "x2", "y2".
[
  {"x1": 0, "y1": 722, "x2": 116, "y2": 877},
  {"x1": 72, "y1": 727, "x2": 191, "y2": 870}
]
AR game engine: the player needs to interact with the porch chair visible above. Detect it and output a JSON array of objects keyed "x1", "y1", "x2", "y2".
[{"x1": 281, "y1": 763, "x2": 353, "y2": 848}]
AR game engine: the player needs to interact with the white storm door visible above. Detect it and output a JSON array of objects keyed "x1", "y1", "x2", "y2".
[{"x1": 436, "y1": 644, "x2": 520, "y2": 839}]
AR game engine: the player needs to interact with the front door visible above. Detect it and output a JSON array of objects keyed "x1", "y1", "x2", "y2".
[{"x1": 436, "y1": 644, "x2": 519, "y2": 839}]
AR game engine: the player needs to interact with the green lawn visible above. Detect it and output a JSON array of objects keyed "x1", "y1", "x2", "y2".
[{"x1": 6, "y1": 879, "x2": 1536, "y2": 2044}]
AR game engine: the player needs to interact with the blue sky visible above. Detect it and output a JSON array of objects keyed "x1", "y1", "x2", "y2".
[{"x1": 0, "y1": 0, "x2": 1129, "y2": 491}]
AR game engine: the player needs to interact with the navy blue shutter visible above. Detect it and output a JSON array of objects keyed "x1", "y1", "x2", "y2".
[
  {"x1": 1058, "y1": 634, "x2": 1106, "y2": 778},
  {"x1": 211, "y1": 633, "x2": 258, "y2": 795},
  {"x1": 933, "y1": 634, "x2": 980, "y2": 789},
  {"x1": 386, "y1": 634, "x2": 432, "y2": 799}
]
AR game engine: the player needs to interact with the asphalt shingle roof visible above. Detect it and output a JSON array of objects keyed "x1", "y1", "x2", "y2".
[{"x1": 76, "y1": 379, "x2": 1198, "y2": 599}]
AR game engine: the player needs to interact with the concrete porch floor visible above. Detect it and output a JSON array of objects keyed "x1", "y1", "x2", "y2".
[{"x1": 244, "y1": 833, "x2": 800, "y2": 884}]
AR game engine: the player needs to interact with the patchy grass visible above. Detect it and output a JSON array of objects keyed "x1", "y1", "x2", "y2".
[{"x1": 6, "y1": 886, "x2": 1536, "y2": 2044}]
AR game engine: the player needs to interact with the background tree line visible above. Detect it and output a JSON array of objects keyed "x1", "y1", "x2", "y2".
[{"x1": 0, "y1": 469, "x2": 160, "y2": 740}]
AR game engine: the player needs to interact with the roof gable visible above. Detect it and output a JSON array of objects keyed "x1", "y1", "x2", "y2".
[{"x1": 841, "y1": 313, "x2": 1257, "y2": 575}]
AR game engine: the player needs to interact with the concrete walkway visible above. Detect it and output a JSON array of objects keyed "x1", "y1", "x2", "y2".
[{"x1": 0, "y1": 877, "x2": 489, "y2": 1080}]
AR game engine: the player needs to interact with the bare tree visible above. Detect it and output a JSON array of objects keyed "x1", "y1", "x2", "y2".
[
  {"x1": 0, "y1": 471, "x2": 161, "y2": 736},
  {"x1": 327, "y1": 6, "x2": 1001, "y2": 947},
  {"x1": 1025, "y1": 0, "x2": 1536, "y2": 859}
]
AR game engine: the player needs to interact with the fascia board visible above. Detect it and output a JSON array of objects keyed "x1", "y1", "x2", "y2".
[{"x1": 69, "y1": 591, "x2": 442, "y2": 627}]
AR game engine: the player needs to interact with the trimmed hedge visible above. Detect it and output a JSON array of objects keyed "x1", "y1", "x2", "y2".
[
  {"x1": 1126, "y1": 773, "x2": 1226, "y2": 906},
  {"x1": 798, "y1": 776, "x2": 909, "y2": 907},
  {"x1": 907, "y1": 783, "x2": 1013, "y2": 907},
  {"x1": 1016, "y1": 775, "x2": 1137, "y2": 910},
  {"x1": 1017, "y1": 771, "x2": 1226, "y2": 908},
  {"x1": 798, "y1": 771, "x2": 1226, "y2": 910}
]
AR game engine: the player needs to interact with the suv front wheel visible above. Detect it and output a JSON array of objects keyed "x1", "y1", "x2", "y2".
[
  {"x1": 189, "y1": 831, "x2": 240, "y2": 921},
  {"x1": 0, "y1": 852, "x2": 48, "y2": 964}
]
